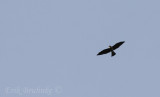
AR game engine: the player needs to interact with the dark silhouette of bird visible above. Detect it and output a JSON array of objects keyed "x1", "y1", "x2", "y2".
[{"x1": 97, "y1": 41, "x2": 125, "y2": 57}]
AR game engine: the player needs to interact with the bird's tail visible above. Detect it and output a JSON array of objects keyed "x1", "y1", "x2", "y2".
[{"x1": 111, "y1": 51, "x2": 116, "y2": 56}]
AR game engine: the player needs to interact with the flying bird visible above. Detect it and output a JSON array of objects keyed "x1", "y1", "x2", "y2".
[{"x1": 97, "y1": 41, "x2": 125, "y2": 57}]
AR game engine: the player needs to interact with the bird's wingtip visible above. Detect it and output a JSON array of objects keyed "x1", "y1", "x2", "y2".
[
  {"x1": 121, "y1": 41, "x2": 125, "y2": 43},
  {"x1": 97, "y1": 53, "x2": 101, "y2": 56}
]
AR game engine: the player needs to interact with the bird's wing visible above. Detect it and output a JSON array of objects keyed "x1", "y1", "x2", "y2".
[
  {"x1": 97, "y1": 48, "x2": 111, "y2": 55},
  {"x1": 112, "y1": 41, "x2": 125, "y2": 50}
]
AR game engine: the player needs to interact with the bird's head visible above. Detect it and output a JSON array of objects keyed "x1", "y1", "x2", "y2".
[{"x1": 109, "y1": 46, "x2": 112, "y2": 48}]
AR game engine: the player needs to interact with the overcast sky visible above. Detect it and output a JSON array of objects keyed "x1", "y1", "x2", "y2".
[{"x1": 0, "y1": 0, "x2": 160, "y2": 97}]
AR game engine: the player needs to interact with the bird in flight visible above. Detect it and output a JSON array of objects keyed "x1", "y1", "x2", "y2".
[{"x1": 97, "y1": 41, "x2": 125, "y2": 57}]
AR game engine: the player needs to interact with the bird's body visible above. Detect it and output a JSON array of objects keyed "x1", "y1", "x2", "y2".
[{"x1": 97, "y1": 41, "x2": 125, "y2": 57}]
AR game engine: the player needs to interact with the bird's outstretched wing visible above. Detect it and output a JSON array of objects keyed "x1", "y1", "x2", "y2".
[
  {"x1": 97, "y1": 48, "x2": 111, "y2": 55},
  {"x1": 112, "y1": 41, "x2": 125, "y2": 50}
]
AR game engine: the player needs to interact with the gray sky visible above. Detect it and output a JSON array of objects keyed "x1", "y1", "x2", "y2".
[{"x1": 0, "y1": 0, "x2": 160, "y2": 97}]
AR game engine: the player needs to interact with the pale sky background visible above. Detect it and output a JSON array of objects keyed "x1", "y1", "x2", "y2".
[{"x1": 0, "y1": 0, "x2": 160, "y2": 97}]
